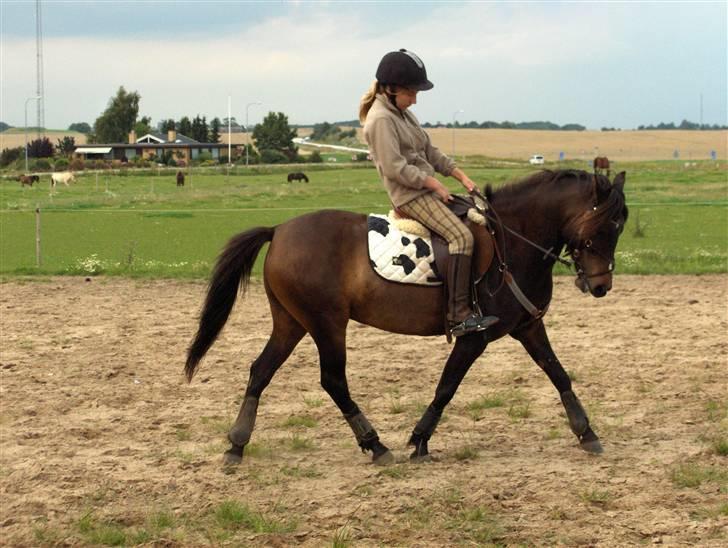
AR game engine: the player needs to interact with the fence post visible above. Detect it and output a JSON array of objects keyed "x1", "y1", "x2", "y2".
[
  {"x1": 95, "y1": 172, "x2": 99, "y2": 191},
  {"x1": 35, "y1": 206, "x2": 41, "y2": 268}
]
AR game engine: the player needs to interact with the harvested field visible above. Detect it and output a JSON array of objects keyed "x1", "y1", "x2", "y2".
[
  {"x1": 1, "y1": 275, "x2": 726, "y2": 546},
  {"x1": 4, "y1": 128, "x2": 725, "y2": 163}
]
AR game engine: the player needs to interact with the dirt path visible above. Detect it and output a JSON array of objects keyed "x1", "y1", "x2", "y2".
[{"x1": 1, "y1": 276, "x2": 726, "y2": 546}]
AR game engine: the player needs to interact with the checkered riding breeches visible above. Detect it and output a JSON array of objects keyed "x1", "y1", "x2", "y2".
[{"x1": 398, "y1": 192, "x2": 474, "y2": 255}]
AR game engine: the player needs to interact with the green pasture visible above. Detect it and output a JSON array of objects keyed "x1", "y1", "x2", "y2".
[{"x1": 0, "y1": 161, "x2": 725, "y2": 278}]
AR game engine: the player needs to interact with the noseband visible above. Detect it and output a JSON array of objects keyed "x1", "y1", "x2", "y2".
[{"x1": 568, "y1": 239, "x2": 616, "y2": 281}]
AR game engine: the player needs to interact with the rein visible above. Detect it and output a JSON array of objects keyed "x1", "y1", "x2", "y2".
[{"x1": 468, "y1": 189, "x2": 614, "y2": 318}]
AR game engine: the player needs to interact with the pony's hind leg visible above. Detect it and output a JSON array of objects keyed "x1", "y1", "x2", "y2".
[
  {"x1": 310, "y1": 320, "x2": 394, "y2": 465},
  {"x1": 409, "y1": 335, "x2": 488, "y2": 461},
  {"x1": 224, "y1": 300, "x2": 306, "y2": 465}
]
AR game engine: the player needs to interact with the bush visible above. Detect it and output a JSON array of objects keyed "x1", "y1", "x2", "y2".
[
  {"x1": 355, "y1": 152, "x2": 369, "y2": 162},
  {"x1": 260, "y1": 149, "x2": 289, "y2": 164},
  {"x1": 69, "y1": 158, "x2": 85, "y2": 171},
  {"x1": 197, "y1": 151, "x2": 213, "y2": 162},
  {"x1": 308, "y1": 151, "x2": 323, "y2": 163},
  {"x1": 0, "y1": 147, "x2": 23, "y2": 167},
  {"x1": 54, "y1": 158, "x2": 69, "y2": 170},
  {"x1": 32, "y1": 158, "x2": 52, "y2": 170}
]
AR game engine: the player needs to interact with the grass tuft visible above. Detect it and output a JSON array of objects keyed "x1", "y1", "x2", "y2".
[
  {"x1": 282, "y1": 415, "x2": 318, "y2": 428},
  {"x1": 212, "y1": 500, "x2": 294, "y2": 534},
  {"x1": 289, "y1": 434, "x2": 316, "y2": 452},
  {"x1": 712, "y1": 437, "x2": 728, "y2": 456},
  {"x1": 332, "y1": 526, "x2": 354, "y2": 547},
  {"x1": 454, "y1": 445, "x2": 479, "y2": 461},
  {"x1": 670, "y1": 463, "x2": 728, "y2": 488},
  {"x1": 579, "y1": 487, "x2": 612, "y2": 506}
]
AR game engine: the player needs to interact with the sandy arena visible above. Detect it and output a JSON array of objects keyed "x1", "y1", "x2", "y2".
[{"x1": 1, "y1": 275, "x2": 726, "y2": 546}]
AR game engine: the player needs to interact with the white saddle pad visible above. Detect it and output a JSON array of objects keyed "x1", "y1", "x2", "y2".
[{"x1": 367, "y1": 214, "x2": 443, "y2": 286}]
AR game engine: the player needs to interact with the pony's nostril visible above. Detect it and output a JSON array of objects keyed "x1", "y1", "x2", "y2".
[{"x1": 592, "y1": 285, "x2": 608, "y2": 298}]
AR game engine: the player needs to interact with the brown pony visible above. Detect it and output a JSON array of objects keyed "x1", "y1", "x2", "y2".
[
  {"x1": 186, "y1": 169, "x2": 628, "y2": 465},
  {"x1": 593, "y1": 156, "x2": 610, "y2": 178},
  {"x1": 19, "y1": 175, "x2": 39, "y2": 187}
]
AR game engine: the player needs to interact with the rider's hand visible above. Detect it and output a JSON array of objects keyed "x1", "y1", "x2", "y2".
[
  {"x1": 424, "y1": 176, "x2": 452, "y2": 203},
  {"x1": 461, "y1": 177, "x2": 476, "y2": 193}
]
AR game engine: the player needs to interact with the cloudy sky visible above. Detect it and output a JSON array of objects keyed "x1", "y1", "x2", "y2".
[{"x1": 2, "y1": 0, "x2": 726, "y2": 130}]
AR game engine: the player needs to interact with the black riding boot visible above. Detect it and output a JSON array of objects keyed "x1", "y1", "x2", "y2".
[{"x1": 447, "y1": 253, "x2": 499, "y2": 337}]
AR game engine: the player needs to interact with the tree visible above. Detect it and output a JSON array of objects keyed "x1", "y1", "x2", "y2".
[
  {"x1": 178, "y1": 116, "x2": 192, "y2": 137},
  {"x1": 158, "y1": 119, "x2": 175, "y2": 132},
  {"x1": 56, "y1": 136, "x2": 76, "y2": 156},
  {"x1": 253, "y1": 111, "x2": 297, "y2": 160},
  {"x1": 27, "y1": 137, "x2": 54, "y2": 158},
  {"x1": 209, "y1": 117, "x2": 221, "y2": 143},
  {"x1": 190, "y1": 115, "x2": 209, "y2": 142},
  {"x1": 222, "y1": 117, "x2": 241, "y2": 131},
  {"x1": 134, "y1": 115, "x2": 152, "y2": 136},
  {"x1": 68, "y1": 122, "x2": 91, "y2": 133},
  {"x1": 93, "y1": 86, "x2": 141, "y2": 143}
]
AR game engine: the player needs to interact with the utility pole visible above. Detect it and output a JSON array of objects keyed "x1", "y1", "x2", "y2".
[{"x1": 35, "y1": 0, "x2": 45, "y2": 138}]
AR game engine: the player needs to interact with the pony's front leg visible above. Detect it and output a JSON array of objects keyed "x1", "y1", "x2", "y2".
[
  {"x1": 511, "y1": 320, "x2": 603, "y2": 454},
  {"x1": 409, "y1": 335, "x2": 488, "y2": 461}
]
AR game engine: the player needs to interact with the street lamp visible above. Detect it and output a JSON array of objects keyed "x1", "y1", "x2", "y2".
[
  {"x1": 452, "y1": 109, "x2": 464, "y2": 158},
  {"x1": 245, "y1": 101, "x2": 262, "y2": 166},
  {"x1": 24, "y1": 95, "x2": 42, "y2": 173}
]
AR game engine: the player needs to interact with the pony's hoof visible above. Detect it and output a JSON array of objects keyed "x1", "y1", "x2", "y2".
[
  {"x1": 223, "y1": 450, "x2": 243, "y2": 466},
  {"x1": 373, "y1": 450, "x2": 395, "y2": 466},
  {"x1": 580, "y1": 439, "x2": 604, "y2": 454}
]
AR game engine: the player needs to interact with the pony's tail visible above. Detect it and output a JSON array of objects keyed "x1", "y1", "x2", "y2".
[{"x1": 185, "y1": 226, "x2": 275, "y2": 381}]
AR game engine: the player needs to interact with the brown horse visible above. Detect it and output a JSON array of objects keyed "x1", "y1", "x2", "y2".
[
  {"x1": 19, "y1": 175, "x2": 39, "y2": 187},
  {"x1": 594, "y1": 156, "x2": 610, "y2": 178},
  {"x1": 186, "y1": 169, "x2": 627, "y2": 465}
]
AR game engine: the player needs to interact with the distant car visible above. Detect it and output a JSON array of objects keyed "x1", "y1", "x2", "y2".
[{"x1": 529, "y1": 154, "x2": 545, "y2": 165}]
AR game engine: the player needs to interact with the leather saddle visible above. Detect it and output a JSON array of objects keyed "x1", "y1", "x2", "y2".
[{"x1": 395, "y1": 194, "x2": 495, "y2": 283}]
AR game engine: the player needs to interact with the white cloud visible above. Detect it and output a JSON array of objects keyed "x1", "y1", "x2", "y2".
[{"x1": 1, "y1": 2, "x2": 724, "y2": 129}]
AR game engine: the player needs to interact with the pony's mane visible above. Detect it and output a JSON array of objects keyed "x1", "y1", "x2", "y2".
[{"x1": 488, "y1": 169, "x2": 627, "y2": 243}]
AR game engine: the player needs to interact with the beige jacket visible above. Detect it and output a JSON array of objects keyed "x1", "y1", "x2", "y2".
[{"x1": 363, "y1": 94, "x2": 456, "y2": 207}]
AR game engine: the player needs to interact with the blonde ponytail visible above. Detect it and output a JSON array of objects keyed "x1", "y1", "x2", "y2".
[{"x1": 359, "y1": 80, "x2": 381, "y2": 124}]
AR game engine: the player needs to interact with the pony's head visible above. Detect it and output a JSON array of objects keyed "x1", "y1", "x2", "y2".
[{"x1": 562, "y1": 171, "x2": 628, "y2": 298}]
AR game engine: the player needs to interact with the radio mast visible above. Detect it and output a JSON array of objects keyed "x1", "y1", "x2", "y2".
[{"x1": 35, "y1": 0, "x2": 45, "y2": 137}]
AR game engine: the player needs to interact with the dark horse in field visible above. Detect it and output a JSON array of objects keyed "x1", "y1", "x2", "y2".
[
  {"x1": 593, "y1": 156, "x2": 610, "y2": 178},
  {"x1": 186, "y1": 169, "x2": 627, "y2": 465},
  {"x1": 287, "y1": 171, "x2": 309, "y2": 183}
]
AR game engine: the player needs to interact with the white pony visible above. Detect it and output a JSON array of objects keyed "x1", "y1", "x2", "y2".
[{"x1": 51, "y1": 171, "x2": 76, "y2": 187}]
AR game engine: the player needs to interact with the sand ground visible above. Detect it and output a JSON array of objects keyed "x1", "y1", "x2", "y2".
[{"x1": 1, "y1": 275, "x2": 726, "y2": 546}]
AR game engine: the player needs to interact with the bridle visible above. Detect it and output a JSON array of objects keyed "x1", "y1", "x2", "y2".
[
  {"x1": 566, "y1": 238, "x2": 616, "y2": 281},
  {"x1": 469, "y1": 189, "x2": 617, "y2": 295}
]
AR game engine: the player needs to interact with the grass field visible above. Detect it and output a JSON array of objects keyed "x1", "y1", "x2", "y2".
[{"x1": 0, "y1": 160, "x2": 725, "y2": 277}]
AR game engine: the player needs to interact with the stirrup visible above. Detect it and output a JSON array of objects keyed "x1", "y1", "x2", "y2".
[{"x1": 449, "y1": 314, "x2": 499, "y2": 337}]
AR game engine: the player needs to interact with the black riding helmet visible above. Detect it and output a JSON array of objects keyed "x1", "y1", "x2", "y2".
[{"x1": 376, "y1": 49, "x2": 433, "y2": 91}]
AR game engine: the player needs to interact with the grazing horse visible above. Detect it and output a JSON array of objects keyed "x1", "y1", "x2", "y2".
[
  {"x1": 176, "y1": 171, "x2": 185, "y2": 187},
  {"x1": 51, "y1": 171, "x2": 76, "y2": 187},
  {"x1": 186, "y1": 169, "x2": 628, "y2": 466},
  {"x1": 19, "y1": 175, "x2": 39, "y2": 187},
  {"x1": 593, "y1": 156, "x2": 610, "y2": 178},
  {"x1": 287, "y1": 171, "x2": 309, "y2": 183}
]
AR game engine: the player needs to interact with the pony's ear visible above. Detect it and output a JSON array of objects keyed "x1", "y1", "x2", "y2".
[
  {"x1": 593, "y1": 175, "x2": 611, "y2": 204},
  {"x1": 485, "y1": 184, "x2": 494, "y2": 201},
  {"x1": 612, "y1": 171, "x2": 626, "y2": 192}
]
